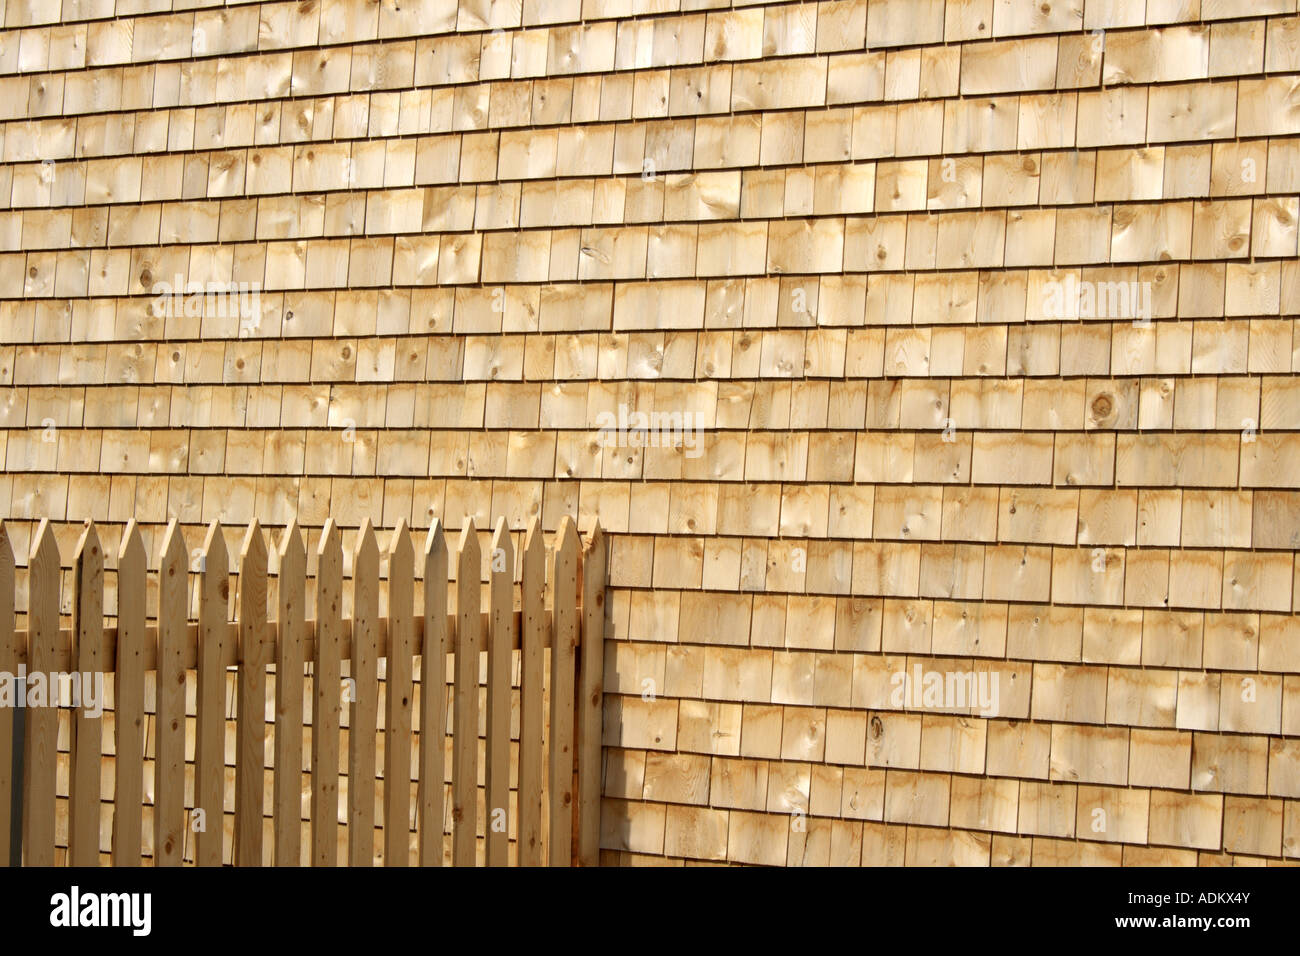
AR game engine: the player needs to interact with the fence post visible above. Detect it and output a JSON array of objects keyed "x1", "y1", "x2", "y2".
[
  {"x1": 312, "y1": 520, "x2": 343, "y2": 866},
  {"x1": 69, "y1": 522, "x2": 104, "y2": 866},
  {"x1": 348, "y1": 520, "x2": 379, "y2": 866},
  {"x1": 113, "y1": 522, "x2": 146, "y2": 866},
  {"x1": 384, "y1": 521, "x2": 414, "y2": 867},
  {"x1": 485, "y1": 519, "x2": 513, "y2": 867},
  {"x1": 155, "y1": 521, "x2": 188, "y2": 866},
  {"x1": 549, "y1": 518, "x2": 578, "y2": 866},
  {"x1": 418, "y1": 520, "x2": 447, "y2": 867},
  {"x1": 517, "y1": 519, "x2": 545, "y2": 867},
  {"x1": 23, "y1": 520, "x2": 59, "y2": 866},
  {"x1": 0, "y1": 523, "x2": 16, "y2": 868},
  {"x1": 275, "y1": 521, "x2": 306, "y2": 866},
  {"x1": 576, "y1": 521, "x2": 607, "y2": 867},
  {"x1": 235, "y1": 521, "x2": 268, "y2": 866},
  {"x1": 451, "y1": 521, "x2": 480, "y2": 866},
  {"x1": 195, "y1": 522, "x2": 229, "y2": 866}
]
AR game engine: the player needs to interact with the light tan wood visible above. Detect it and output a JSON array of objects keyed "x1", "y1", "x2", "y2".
[
  {"x1": 274, "y1": 521, "x2": 306, "y2": 866},
  {"x1": 0, "y1": 525, "x2": 13, "y2": 867},
  {"x1": 383, "y1": 521, "x2": 414, "y2": 866},
  {"x1": 195, "y1": 521, "x2": 229, "y2": 867},
  {"x1": 235, "y1": 522, "x2": 268, "y2": 866},
  {"x1": 22, "y1": 520, "x2": 60, "y2": 866},
  {"x1": 154, "y1": 522, "x2": 188, "y2": 867},
  {"x1": 452, "y1": 520, "x2": 480, "y2": 866},
  {"x1": 312, "y1": 520, "x2": 343, "y2": 866},
  {"x1": 418, "y1": 521, "x2": 448, "y2": 867},
  {"x1": 576, "y1": 521, "x2": 606, "y2": 867},
  {"x1": 485, "y1": 518, "x2": 513, "y2": 867},
  {"x1": 112, "y1": 522, "x2": 146, "y2": 866},
  {"x1": 548, "y1": 517, "x2": 579, "y2": 866},
  {"x1": 68, "y1": 522, "x2": 103, "y2": 866},
  {"x1": 517, "y1": 518, "x2": 546, "y2": 866},
  {"x1": 348, "y1": 520, "x2": 380, "y2": 866}
]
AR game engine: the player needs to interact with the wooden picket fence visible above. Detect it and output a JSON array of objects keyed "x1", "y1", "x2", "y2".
[{"x1": 0, "y1": 514, "x2": 606, "y2": 867}]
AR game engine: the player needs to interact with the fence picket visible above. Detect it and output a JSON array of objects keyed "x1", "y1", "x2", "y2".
[
  {"x1": 23, "y1": 520, "x2": 60, "y2": 866},
  {"x1": 548, "y1": 518, "x2": 579, "y2": 867},
  {"x1": 485, "y1": 519, "x2": 513, "y2": 867},
  {"x1": 384, "y1": 522, "x2": 414, "y2": 867},
  {"x1": 195, "y1": 521, "x2": 229, "y2": 866},
  {"x1": 0, "y1": 524, "x2": 14, "y2": 867},
  {"x1": 312, "y1": 520, "x2": 343, "y2": 866},
  {"x1": 236, "y1": 522, "x2": 268, "y2": 866},
  {"x1": 275, "y1": 521, "x2": 306, "y2": 866},
  {"x1": 577, "y1": 522, "x2": 607, "y2": 867},
  {"x1": 154, "y1": 521, "x2": 187, "y2": 867},
  {"x1": 517, "y1": 519, "x2": 545, "y2": 867},
  {"x1": 69, "y1": 522, "x2": 104, "y2": 866},
  {"x1": 348, "y1": 521, "x2": 379, "y2": 866},
  {"x1": 451, "y1": 521, "x2": 480, "y2": 866},
  {"x1": 417, "y1": 521, "x2": 447, "y2": 867},
  {"x1": 112, "y1": 521, "x2": 146, "y2": 867}
]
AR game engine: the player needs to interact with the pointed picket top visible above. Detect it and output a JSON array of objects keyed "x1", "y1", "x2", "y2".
[
  {"x1": 491, "y1": 516, "x2": 513, "y2": 577},
  {"x1": 523, "y1": 515, "x2": 543, "y2": 564},
  {"x1": 278, "y1": 520, "x2": 306, "y2": 630},
  {"x1": 75, "y1": 519, "x2": 102, "y2": 568},
  {"x1": 555, "y1": 514, "x2": 580, "y2": 559},
  {"x1": 423, "y1": 517, "x2": 446, "y2": 569},
  {"x1": 582, "y1": 518, "x2": 604, "y2": 557},
  {"x1": 457, "y1": 518, "x2": 479, "y2": 581},
  {"x1": 355, "y1": 517, "x2": 378, "y2": 567},
  {"x1": 313, "y1": 520, "x2": 338, "y2": 564},
  {"x1": 240, "y1": 518, "x2": 267, "y2": 572},
  {"x1": 30, "y1": 517, "x2": 58, "y2": 571},
  {"x1": 423, "y1": 518, "x2": 448, "y2": 597},
  {"x1": 202, "y1": 519, "x2": 228, "y2": 578},
  {"x1": 279, "y1": 517, "x2": 303, "y2": 560},
  {"x1": 0, "y1": 519, "x2": 12, "y2": 570},
  {"x1": 390, "y1": 518, "x2": 413, "y2": 568},
  {"x1": 279, "y1": 519, "x2": 305, "y2": 578},
  {"x1": 119, "y1": 518, "x2": 145, "y2": 569},
  {"x1": 160, "y1": 518, "x2": 186, "y2": 578}
]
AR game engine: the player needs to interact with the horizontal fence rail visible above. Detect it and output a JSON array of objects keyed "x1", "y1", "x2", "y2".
[{"x1": 0, "y1": 514, "x2": 607, "y2": 867}]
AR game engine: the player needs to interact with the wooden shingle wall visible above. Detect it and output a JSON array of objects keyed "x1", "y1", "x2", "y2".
[{"x1": 4, "y1": 0, "x2": 1300, "y2": 865}]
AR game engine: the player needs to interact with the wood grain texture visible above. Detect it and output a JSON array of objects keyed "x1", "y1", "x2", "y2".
[
  {"x1": 22, "y1": 521, "x2": 59, "y2": 866},
  {"x1": 68, "y1": 522, "x2": 103, "y2": 866},
  {"x1": 235, "y1": 522, "x2": 268, "y2": 866},
  {"x1": 312, "y1": 520, "x2": 344, "y2": 866},
  {"x1": 548, "y1": 518, "x2": 579, "y2": 867},
  {"x1": 383, "y1": 521, "x2": 414, "y2": 866},
  {"x1": 112, "y1": 522, "x2": 146, "y2": 866},
  {"x1": 517, "y1": 519, "x2": 546, "y2": 867},
  {"x1": 194, "y1": 522, "x2": 229, "y2": 867},
  {"x1": 452, "y1": 521, "x2": 481, "y2": 866},
  {"x1": 10, "y1": 0, "x2": 1300, "y2": 868},
  {"x1": 348, "y1": 520, "x2": 380, "y2": 866},
  {"x1": 274, "y1": 521, "x2": 306, "y2": 866},
  {"x1": 418, "y1": 521, "x2": 448, "y2": 867},
  {"x1": 154, "y1": 522, "x2": 188, "y2": 867},
  {"x1": 0, "y1": 525, "x2": 13, "y2": 867},
  {"x1": 485, "y1": 518, "x2": 514, "y2": 866}
]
